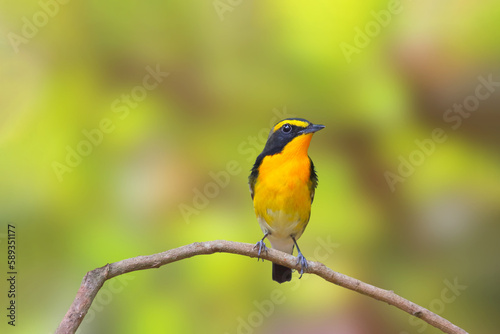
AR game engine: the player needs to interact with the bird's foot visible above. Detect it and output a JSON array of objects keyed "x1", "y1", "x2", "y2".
[
  {"x1": 296, "y1": 252, "x2": 309, "y2": 279},
  {"x1": 253, "y1": 240, "x2": 268, "y2": 262}
]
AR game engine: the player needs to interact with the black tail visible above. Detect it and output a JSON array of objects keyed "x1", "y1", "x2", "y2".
[{"x1": 272, "y1": 263, "x2": 292, "y2": 283}]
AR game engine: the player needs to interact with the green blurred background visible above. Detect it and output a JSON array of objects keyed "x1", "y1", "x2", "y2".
[{"x1": 1, "y1": 1, "x2": 500, "y2": 333}]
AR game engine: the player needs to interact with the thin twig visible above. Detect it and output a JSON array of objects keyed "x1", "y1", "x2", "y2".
[{"x1": 55, "y1": 240, "x2": 468, "y2": 334}]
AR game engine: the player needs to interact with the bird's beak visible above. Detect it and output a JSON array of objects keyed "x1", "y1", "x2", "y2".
[{"x1": 301, "y1": 123, "x2": 325, "y2": 134}]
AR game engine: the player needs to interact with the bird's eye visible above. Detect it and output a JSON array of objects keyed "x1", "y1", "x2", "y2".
[{"x1": 282, "y1": 124, "x2": 292, "y2": 133}]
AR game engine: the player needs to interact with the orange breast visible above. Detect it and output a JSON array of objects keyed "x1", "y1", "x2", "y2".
[{"x1": 253, "y1": 134, "x2": 313, "y2": 233}]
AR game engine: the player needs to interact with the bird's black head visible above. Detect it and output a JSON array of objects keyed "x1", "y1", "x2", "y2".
[{"x1": 261, "y1": 118, "x2": 325, "y2": 156}]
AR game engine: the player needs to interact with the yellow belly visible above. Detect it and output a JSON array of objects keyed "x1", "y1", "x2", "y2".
[{"x1": 253, "y1": 152, "x2": 312, "y2": 240}]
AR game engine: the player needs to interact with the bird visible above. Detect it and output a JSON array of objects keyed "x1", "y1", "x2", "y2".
[{"x1": 249, "y1": 118, "x2": 324, "y2": 283}]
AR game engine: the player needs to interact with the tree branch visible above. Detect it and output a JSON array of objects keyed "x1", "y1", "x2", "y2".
[{"x1": 56, "y1": 240, "x2": 468, "y2": 334}]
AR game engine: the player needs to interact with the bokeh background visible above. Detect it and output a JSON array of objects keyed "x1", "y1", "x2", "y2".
[{"x1": 1, "y1": 1, "x2": 500, "y2": 333}]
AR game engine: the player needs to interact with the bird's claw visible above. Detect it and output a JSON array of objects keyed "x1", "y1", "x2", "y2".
[
  {"x1": 254, "y1": 240, "x2": 268, "y2": 262},
  {"x1": 296, "y1": 253, "x2": 308, "y2": 279}
]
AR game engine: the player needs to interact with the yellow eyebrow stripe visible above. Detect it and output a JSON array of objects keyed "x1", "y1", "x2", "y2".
[{"x1": 273, "y1": 120, "x2": 309, "y2": 133}]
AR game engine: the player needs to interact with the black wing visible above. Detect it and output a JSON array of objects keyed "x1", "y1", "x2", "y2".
[
  {"x1": 309, "y1": 157, "x2": 319, "y2": 203},
  {"x1": 248, "y1": 153, "x2": 265, "y2": 200}
]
